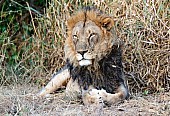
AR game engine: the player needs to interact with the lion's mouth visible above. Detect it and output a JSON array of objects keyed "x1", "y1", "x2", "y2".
[
  {"x1": 76, "y1": 53, "x2": 92, "y2": 66},
  {"x1": 78, "y1": 59, "x2": 92, "y2": 66}
]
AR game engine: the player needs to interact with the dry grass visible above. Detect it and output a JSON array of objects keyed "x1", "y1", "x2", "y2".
[
  {"x1": 0, "y1": 84, "x2": 170, "y2": 115},
  {"x1": 116, "y1": 0, "x2": 170, "y2": 93},
  {"x1": 0, "y1": 0, "x2": 169, "y2": 93}
]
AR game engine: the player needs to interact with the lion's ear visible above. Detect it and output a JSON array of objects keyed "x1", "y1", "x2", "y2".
[{"x1": 101, "y1": 17, "x2": 114, "y2": 31}]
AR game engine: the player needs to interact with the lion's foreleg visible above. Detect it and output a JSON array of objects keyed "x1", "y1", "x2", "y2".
[
  {"x1": 82, "y1": 86, "x2": 104, "y2": 105},
  {"x1": 65, "y1": 78, "x2": 81, "y2": 100},
  {"x1": 82, "y1": 84, "x2": 129, "y2": 105},
  {"x1": 38, "y1": 68, "x2": 70, "y2": 97},
  {"x1": 101, "y1": 84, "x2": 129, "y2": 104}
]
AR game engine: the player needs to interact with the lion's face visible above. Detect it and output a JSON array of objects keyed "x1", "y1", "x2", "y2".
[
  {"x1": 72, "y1": 20, "x2": 103, "y2": 66},
  {"x1": 64, "y1": 10, "x2": 117, "y2": 66}
]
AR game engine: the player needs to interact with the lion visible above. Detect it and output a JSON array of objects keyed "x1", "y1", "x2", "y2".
[{"x1": 39, "y1": 7, "x2": 129, "y2": 105}]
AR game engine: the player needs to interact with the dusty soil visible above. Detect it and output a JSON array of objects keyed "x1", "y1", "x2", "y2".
[{"x1": 0, "y1": 84, "x2": 169, "y2": 116}]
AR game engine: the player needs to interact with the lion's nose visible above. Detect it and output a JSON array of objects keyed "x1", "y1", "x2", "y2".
[{"x1": 77, "y1": 50, "x2": 88, "y2": 55}]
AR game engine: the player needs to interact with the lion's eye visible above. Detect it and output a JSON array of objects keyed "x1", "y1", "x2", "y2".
[
  {"x1": 73, "y1": 35, "x2": 78, "y2": 40},
  {"x1": 89, "y1": 33, "x2": 98, "y2": 44},
  {"x1": 89, "y1": 33, "x2": 96, "y2": 39}
]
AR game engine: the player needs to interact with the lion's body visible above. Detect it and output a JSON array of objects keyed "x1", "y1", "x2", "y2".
[
  {"x1": 39, "y1": 7, "x2": 129, "y2": 105},
  {"x1": 71, "y1": 45, "x2": 124, "y2": 94}
]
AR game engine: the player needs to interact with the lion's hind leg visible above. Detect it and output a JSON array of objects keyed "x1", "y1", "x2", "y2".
[{"x1": 38, "y1": 67, "x2": 70, "y2": 97}]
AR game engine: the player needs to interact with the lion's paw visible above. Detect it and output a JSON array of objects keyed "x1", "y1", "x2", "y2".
[{"x1": 83, "y1": 89, "x2": 105, "y2": 105}]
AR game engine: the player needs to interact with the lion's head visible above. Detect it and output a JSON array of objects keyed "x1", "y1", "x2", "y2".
[{"x1": 64, "y1": 8, "x2": 118, "y2": 67}]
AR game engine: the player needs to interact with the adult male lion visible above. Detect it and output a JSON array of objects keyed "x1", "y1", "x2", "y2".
[{"x1": 39, "y1": 7, "x2": 129, "y2": 105}]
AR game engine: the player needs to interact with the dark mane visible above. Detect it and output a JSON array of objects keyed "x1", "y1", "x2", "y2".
[{"x1": 70, "y1": 45, "x2": 125, "y2": 94}]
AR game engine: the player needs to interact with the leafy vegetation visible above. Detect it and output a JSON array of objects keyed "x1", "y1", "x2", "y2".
[{"x1": 0, "y1": 0, "x2": 46, "y2": 84}]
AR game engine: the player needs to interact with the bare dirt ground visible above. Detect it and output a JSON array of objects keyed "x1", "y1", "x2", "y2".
[{"x1": 0, "y1": 84, "x2": 170, "y2": 116}]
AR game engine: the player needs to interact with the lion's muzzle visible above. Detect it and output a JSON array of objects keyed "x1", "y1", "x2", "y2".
[{"x1": 76, "y1": 52, "x2": 93, "y2": 66}]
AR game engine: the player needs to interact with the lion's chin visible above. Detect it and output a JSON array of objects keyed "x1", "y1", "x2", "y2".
[{"x1": 79, "y1": 60, "x2": 92, "y2": 66}]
